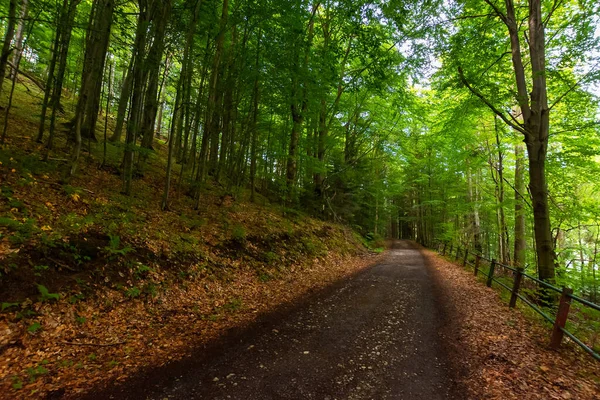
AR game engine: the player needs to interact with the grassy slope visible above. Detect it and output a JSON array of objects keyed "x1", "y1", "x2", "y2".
[{"x1": 0, "y1": 81, "x2": 379, "y2": 398}]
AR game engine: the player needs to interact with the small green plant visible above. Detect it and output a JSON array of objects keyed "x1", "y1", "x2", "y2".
[
  {"x1": 75, "y1": 314, "x2": 87, "y2": 324},
  {"x1": 68, "y1": 293, "x2": 85, "y2": 304},
  {"x1": 26, "y1": 365, "x2": 48, "y2": 382},
  {"x1": 207, "y1": 314, "x2": 219, "y2": 321},
  {"x1": 133, "y1": 262, "x2": 152, "y2": 278},
  {"x1": 37, "y1": 284, "x2": 60, "y2": 302},
  {"x1": 88, "y1": 353, "x2": 97, "y2": 361},
  {"x1": 1, "y1": 302, "x2": 19, "y2": 312},
  {"x1": 12, "y1": 376, "x2": 23, "y2": 389},
  {"x1": 27, "y1": 322, "x2": 42, "y2": 333},
  {"x1": 16, "y1": 309, "x2": 36, "y2": 320},
  {"x1": 222, "y1": 297, "x2": 243, "y2": 312},
  {"x1": 33, "y1": 265, "x2": 49, "y2": 276},
  {"x1": 106, "y1": 360, "x2": 119, "y2": 369},
  {"x1": 257, "y1": 272, "x2": 273, "y2": 283},
  {"x1": 264, "y1": 251, "x2": 278, "y2": 264},
  {"x1": 58, "y1": 360, "x2": 74, "y2": 369},
  {"x1": 105, "y1": 234, "x2": 134, "y2": 258},
  {"x1": 231, "y1": 224, "x2": 247, "y2": 244},
  {"x1": 125, "y1": 287, "x2": 141, "y2": 298},
  {"x1": 142, "y1": 283, "x2": 158, "y2": 298}
]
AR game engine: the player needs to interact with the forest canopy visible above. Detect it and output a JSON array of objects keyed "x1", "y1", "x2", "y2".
[{"x1": 0, "y1": 0, "x2": 599, "y2": 297}]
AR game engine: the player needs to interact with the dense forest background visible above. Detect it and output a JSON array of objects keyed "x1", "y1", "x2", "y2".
[{"x1": 0, "y1": 0, "x2": 599, "y2": 300}]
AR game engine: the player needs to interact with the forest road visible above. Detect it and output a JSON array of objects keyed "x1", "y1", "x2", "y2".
[{"x1": 82, "y1": 240, "x2": 459, "y2": 400}]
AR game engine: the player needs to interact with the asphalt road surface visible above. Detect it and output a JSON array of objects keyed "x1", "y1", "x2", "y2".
[{"x1": 83, "y1": 241, "x2": 458, "y2": 400}]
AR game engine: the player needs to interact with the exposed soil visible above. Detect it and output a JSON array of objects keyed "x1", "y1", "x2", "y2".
[{"x1": 79, "y1": 240, "x2": 459, "y2": 400}]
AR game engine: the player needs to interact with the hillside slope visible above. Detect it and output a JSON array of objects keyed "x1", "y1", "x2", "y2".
[{"x1": 0, "y1": 83, "x2": 380, "y2": 398}]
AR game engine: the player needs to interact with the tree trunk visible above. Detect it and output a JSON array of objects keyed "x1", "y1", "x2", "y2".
[
  {"x1": 162, "y1": 68, "x2": 184, "y2": 210},
  {"x1": 137, "y1": 0, "x2": 172, "y2": 173},
  {"x1": 122, "y1": 0, "x2": 150, "y2": 195},
  {"x1": 36, "y1": 3, "x2": 62, "y2": 143},
  {"x1": 286, "y1": 2, "x2": 317, "y2": 193},
  {"x1": 250, "y1": 31, "x2": 261, "y2": 203},
  {"x1": 0, "y1": 0, "x2": 17, "y2": 99},
  {"x1": 464, "y1": 0, "x2": 555, "y2": 281},
  {"x1": 206, "y1": 0, "x2": 228, "y2": 178},
  {"x1": 44, "y1": 0, "x2": 81, "y2": 155},
  {"x1": 109, "y1": 56, "x2": 134, "y2": 142},
  {"x1": 73, "y1": 0, "x2": 115, "y2": 146},
  {"x1": 9, "y1": 0, "x2": 27, "y2": 80},
  {"x1": 513, "y1": 142, "x2": 526, "y2": 267}
]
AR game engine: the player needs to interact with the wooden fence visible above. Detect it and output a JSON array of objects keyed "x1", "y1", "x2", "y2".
[{"x1": 436, "y1": 242, "x2": 600, "y2": 361}]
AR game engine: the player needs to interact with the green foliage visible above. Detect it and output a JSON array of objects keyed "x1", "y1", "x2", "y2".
[
  {"x1": 125, "y1": 287, "x2": 141, "y2": 299},
  {"x1": 142, "y1": 282, "x2": 158, "y2": 298},
  {"x1": 11, "y1": 376, "x2": 22, "y2": 390},
  {"x1": 27, "y1": 322, "x2": 42, "y2": 334},
  {"x1": 37, "y1": 284, "x2": 60, "y2": 302},
  {"x1": 264, "y1": 251, "x2": 279, "y2": 264},
  {"x1": 222, "y1": 297, "x2": 243, "y2": 312},
  {"x1": 1, "y1": 302, "x2": 19, "y2": 312},
  {"x1": 26, "y1": 361, "x2": 49, "y2": 382},
  {"x1": 0, "y1": 217, "x2": 38, "y2": 245},
  {"x1": 257, "y1": 271, "x2": 273, "y2": 282},
  {"x1": 105, "y1": 234, "x2": 134, "y2": 258},
  {"x1": 231, "y1": 224, "x2": 247, "y2": 244}
]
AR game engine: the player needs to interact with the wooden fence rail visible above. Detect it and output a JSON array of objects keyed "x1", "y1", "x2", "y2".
[{"x1": 434, "y1": 242, "x2": 600, "y2": 361}]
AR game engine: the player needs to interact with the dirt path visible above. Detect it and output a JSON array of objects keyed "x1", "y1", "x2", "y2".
[{"x1": 81, "y1": 241, "x2": 458, "y2": 399}]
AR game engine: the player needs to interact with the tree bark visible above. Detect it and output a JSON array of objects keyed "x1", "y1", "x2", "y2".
[
  {"x1": 109, "y1": 56, "x2": 134, "y2": 142},
  {"x1": 122, "y1": 0, "x2": 150, "y2": 194},
  {"x1": 44, "y1": 0, "x2": 81, "y2": 154},
  {"x1": 9, "y1": 0, "x2": 27, "y2": 80},
  {"x1": 0, "y1": 0, "x2": 17, "y2": 99},
  {"x1": 513, "y1": 142, "x2": 526, "y2": 267},
  {"x1": 137, "y1": 0, "x2": 172, "y2": 172}
]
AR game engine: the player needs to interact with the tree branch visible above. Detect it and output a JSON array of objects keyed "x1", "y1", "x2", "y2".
[
  {"x1": 548, "y1": 62, "x2": 600, "y2": 111},
  {"x1": 482, "y1": 0, "x2": 508, "y2": 25},
  {"x1": 458, "y1": 66, "x2": 528, "y2": 135}
]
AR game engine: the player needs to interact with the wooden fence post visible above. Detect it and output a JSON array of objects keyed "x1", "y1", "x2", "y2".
[
  {"x1": 550, "y1": 287, "x2": 573, "y2": 349},
  {"x1": 455, "y1": 246, "x2": 461, "y2": 261},
  {"x1": 486, "y1": 259, "x2": 496, "y2": 287},
  {"x1": 462, "y1": 248, "x2": 468, "y2": 267},
  {"x1": 509, "y1": 268, "x2": 524, "y2": 308},
  {"x1": 474, "y1": 255, "x2": 480, "y2": 276},
  {"x1": 448, "y1": 244, "x2": 453, "y2": 258}
]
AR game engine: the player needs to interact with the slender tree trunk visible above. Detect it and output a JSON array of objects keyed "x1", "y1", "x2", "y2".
[
  {"x1": 162, "y1": 68, "x2": 184, "y2": 210},
  {"x1": 250, "y1": 31, "x2": 261, "y2": 203},
  {"x1": 44, "y1": 0, "x2": 80, "y2": 155},
  {"x1": 137, "y1": 0, "x2": 172, "y2": 173},
  {"x1": 9, "y1": 0, "x2": 27, "y2": 80},
  {"x1": 508, "y1": 0, "x2": 555, "y2": 282},
  {"x1": 286, "y1": 2, "x2": 317, "y2": 193},
  {"x1": 0, "y1": 0, "x2": 17, "y2": 99},
  {"x1": 102, "y1": 61, "x2": 113, "y2": 167},
  {"x1": 36, "y1": 5, "x2": 61, "y2": 142},
  {"x1": 122, "y1": 0, "x2": 149, "y2": 194},
  {"x1": 0, "y1": 0, "x2": 25, "y2": 145},
  {"x1": 109, "y1": 56, "x2": 134, "y2": 142},
  {"x1": 205, "y1": 0, "x2": 228, "y2": 178},
  {"x1": 514, "y1": 142, "x2": 526, "y2": 267},
  {"x1": 70, "y1": 0, "x2": 115, "y2": 177}
]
